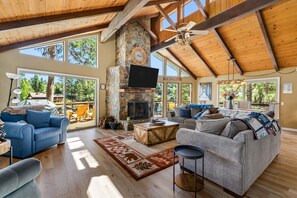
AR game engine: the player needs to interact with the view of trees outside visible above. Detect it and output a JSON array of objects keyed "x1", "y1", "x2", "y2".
[
  {"x1": 20, "y1": 42, "x2": 64, "y2": 61},
  {"x1": 181, "y1": 83, "x2": 192, "y2": 106},
  {"x1": 68, "y1": 36, "x2": 97, "y2": 67},
  {"x1": 167, "y1": 83, "x2": 178, "y2": 111},
  {"x1": 65, "y1": 78, "x2": 95, "y2": 103},
  {"x1": 219, "y1": 81, "x2": 277, "y2": 109},
  {"x1": 153, "y1": 83, "x2": 163, "y2": 116}
]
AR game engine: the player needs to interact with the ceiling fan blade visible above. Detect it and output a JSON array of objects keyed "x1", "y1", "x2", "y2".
[
  {"x1": 185, "y1": 21, "x2": 197, "y2": 30},
  {"x1": 163, "y1": 28, "x2": 178, "y2": 32},
  {"x1": 189, "y1": 30, "x2": 209, "y2": 35},
  {"x1": 165, "y1": 36, "x2": 176, "y2": 42}
]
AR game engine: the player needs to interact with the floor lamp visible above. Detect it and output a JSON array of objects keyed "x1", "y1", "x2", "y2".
[{"x1": 6, "y1": 73, "x2": 22, "y2": 107}]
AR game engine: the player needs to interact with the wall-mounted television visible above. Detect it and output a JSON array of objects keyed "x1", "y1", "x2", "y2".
[{"x1": 128, "y1": 65, "x2": 159, "y2": 88}]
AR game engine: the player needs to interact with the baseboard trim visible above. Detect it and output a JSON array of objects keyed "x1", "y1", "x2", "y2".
[{"x1": 282, "y1": 127, "x2": 297, "y2": 132}]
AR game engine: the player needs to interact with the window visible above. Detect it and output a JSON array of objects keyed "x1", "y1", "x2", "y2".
[
  {"x1": 68, "y1": 36, "x2": 97, "y2": 68},
  {"x1": 166, "y1": 62, "x2": 179, "y2": 76},
  {"x1": 218, "y1": 84, "x2": 244, "y2": 107},
  {"x1": 151, "y1": 54, "x2": 164, "y2": 76},
  {"x1": 181, "y1": 70, "x2": 190, "y2": 77},
  {"x1": 154, "y1": 83, "x2": 164, "y2": 117},
  {"x1": 245, "y1": 79, "x2": 278, "y2": 110},
  {"x1": 181, "y1": 84, "x2": 192, "y2": 106},
  {"x1": 167, "y1": 83, "x2": 179, "y2": 111},
  {"x1": 183, "y1": 0, "x2": 199, "y2": 17},
  {"x1": 161, "y1": 11, "x2": 177, "y2": 30},
  {"x1": 20, "y1": 42, "x2": 64, "y2": 61}
]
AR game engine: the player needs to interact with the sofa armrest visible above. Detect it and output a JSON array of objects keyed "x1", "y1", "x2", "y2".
[
  {"x1": 3, "y1": 122, "x2": 34, "y2": 139},
  {"x1": 50, "y1": 116, "x2": 69, "y2": 143},
  {"x1": 176, "y1": 128, "x2": 245, "y2": 164},
  {"x1": 0, "y1": 158, "x2": 42, "y2": 197}
]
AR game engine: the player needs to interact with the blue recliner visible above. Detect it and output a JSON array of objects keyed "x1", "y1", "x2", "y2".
[{"x1": 1, "y1": 112, "x2": 69, "y2": 158}]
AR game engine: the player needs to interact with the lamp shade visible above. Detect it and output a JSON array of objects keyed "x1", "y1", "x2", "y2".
[
  {"x1": 11, "y1": 97, "x2": 20, "y2": 104},
  {"x1": 6, "y1": 72, "x2": 20, "y2": 80},
  {"x1": 12, "y1": 87, "x2": 22, "y2": 95}
]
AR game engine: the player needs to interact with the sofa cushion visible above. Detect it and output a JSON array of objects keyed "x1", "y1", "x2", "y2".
[
  {"x1": 190, "y1": 108, "x2": 202, "y2": 118},
  {"x1": 209, "y1": 107, "x2": 219, "y2": 114},
  {"x1": 184, "y1": 118, "x2": 196, "y2": 126},
  {"x1": 203, "y1": 113, "x2": 224, "y2": 119},
  {"x1": 27, "y1": 110, "x2": 51, "y2": 129},
  {"x1": 196, "y1": 117, "x2": 231, "y2": 135},
  {"x1": 221, "y1": 119, "x2": 249, "y2": 138},
  {"x1": 179, "y1": 108, "x2": 191, "y2": 118},
  {"x1": 0, "y1": 112, "x2": 26, "y2": 122},
  {"x1": 34, "y1": 127, "x2": 61, "y2": 141},
  {"x1": 170, "y1": 117, "x2": 187, "y2": 124}
]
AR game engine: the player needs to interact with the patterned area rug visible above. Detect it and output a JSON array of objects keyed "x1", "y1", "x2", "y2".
[{"x1": 94, "y1": 134, "x2": 178, "y2": 180}]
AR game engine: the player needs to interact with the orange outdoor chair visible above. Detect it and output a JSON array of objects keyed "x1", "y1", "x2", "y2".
[{"x1": 75, "y1": 105, "x2": 88, "y2": 122}]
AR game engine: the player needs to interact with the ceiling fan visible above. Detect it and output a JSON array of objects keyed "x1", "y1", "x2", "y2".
[{"x1": 164, "y1": 21, "x2": 209, "y2": 45}]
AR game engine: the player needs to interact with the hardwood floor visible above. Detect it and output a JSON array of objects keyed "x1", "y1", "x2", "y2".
[{"x1": 1, "y1": 129, "x2": 297, "y2": 198}]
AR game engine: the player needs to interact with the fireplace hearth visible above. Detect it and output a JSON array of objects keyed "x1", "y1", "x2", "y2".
[{"x1": 128, "y1": 101, "x2": 149, "y2": 120}]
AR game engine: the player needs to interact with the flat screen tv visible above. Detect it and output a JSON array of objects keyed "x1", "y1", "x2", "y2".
[{"x1": 128, "y1": 65, "x2": 159, "y2": 88}]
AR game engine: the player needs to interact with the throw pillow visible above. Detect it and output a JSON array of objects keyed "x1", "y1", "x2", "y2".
[
  {"x1": 179, "y1": 108, "x2": 191, "y2": 118},
  {"x1": 190, "y1": 108, "x2": 202, "y2": 118},
  {"x1": 173, "y1": 107, "x2": 180, "y2": 117},
  {"x1": 193, "y1": 112, "x2": 203, "y2": 119},
  {"x1": 27, "y1": 110, "x2": 51, "y2": 128},
  {"x1": 0, "y1": 112, "x2": 27, "y2": 122},
  {"x1": 204, "y1": 113, "x2": 224, "y2": 119},
  {"x1": 196, "y1": 117, "x2": 231, "y2": 135},
  {"x1": 209, "y1": 107, "x2": 219, "y2": 114},
  {"x1": 200, "y1": 109, "x2": 210, "y2": 117},
  {"x1": 221, "y1": 119, "x2": 249, "y2": 138}
]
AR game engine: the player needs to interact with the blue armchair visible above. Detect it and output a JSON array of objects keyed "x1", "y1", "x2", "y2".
[
  {"x1": 0, "y1": 158, "x2": 42, "y2": 198},
  {"x1": 1, "y1": 112, "x2": 69, "y2": 158}
]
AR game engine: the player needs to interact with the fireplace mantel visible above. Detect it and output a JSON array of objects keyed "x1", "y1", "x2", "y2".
[{"x1": 119, "y1": 89, "x2": 155, "y2": 93}]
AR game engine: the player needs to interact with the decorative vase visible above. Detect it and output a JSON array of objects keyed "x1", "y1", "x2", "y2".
[{"x1": 228, "y1": 100, "x2": 233, "y2": 109}]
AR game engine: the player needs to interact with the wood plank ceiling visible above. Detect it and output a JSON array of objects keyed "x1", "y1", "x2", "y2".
[
  {"x1": 0, "y1": 0, "x2": 296, "y2": 79},
  {"x1": 155, "y1": 0, "x2": 297, "y2": 78}
]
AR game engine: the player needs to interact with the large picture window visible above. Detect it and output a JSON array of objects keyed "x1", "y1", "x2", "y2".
[
  {"x1": 181, "y1": 83, "x2": 192, "y2": 106},
  {"x1": 151, "y1": 54, "x2": 164, "y2": 76},
  {"x1": 68, "y1": 36, "x2": 97, "y2": 68},
  {"x1": 153, "y1": 83, "x2": 164, "y2": 117},
  {"x1": 167, "y1": 83, "x2": 178, "y2": 111},
  {"x1": 166, "y1": 62, "x2": 179, "y2": 76}
]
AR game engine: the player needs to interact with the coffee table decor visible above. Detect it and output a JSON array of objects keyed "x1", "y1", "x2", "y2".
[
  {"x1": 94, "y1": 134, "x2": 178, "y2": 180},
  {"x1": 134, "y1": 121, "x2": 179, "y2": 145}
]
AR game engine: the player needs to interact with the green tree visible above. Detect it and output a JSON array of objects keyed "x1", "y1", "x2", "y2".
[
  {"x1": 181, "y1": 84, "x2": 191, "y2": 105},
  {"x1": 31, "y1": 75, "x2": 46, "y2": 93},
  {"x1": 20, "y1": 79, "x2": 32, "y2": 100}
]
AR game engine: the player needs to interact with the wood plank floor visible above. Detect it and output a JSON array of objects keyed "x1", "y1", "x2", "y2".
[{"x1": 1, "y1": 129, "x2": 297, "y2": 198}]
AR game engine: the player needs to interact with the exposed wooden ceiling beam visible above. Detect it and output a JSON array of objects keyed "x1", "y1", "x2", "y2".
[
  {"x1": 151, "y1": 0, "x2": 279, "y2": 52},
  {"x1": 0, "y1": 0, "x2": 177, "y2": 32},
  {"x1": 101, "y1": 0, "x2": 150, "y2": 42},
  {"x1": 0, "y1": 24, "x2": 108, "y2": 53},
  {"x1": 155, "y1": 5, "x2": 177, "y2": 30},
  {"x1": 189, "y1": 43, "x2": 217, "y2": 78},
  {"x1": 212, "y1": 30, "x2": 243, "y2": 75},
  {"x1": 137, "y1": 21, "x2": 159, "y2": 42},
  {"x1": 255, "y1": 11, "x2": 279, "y2": 71},
  {"x1": 166, "y1": 48, "x2": 197, "y2": 80},
  {"x1": 195, "y1": 0, "x2": 244, "y2": 75}
]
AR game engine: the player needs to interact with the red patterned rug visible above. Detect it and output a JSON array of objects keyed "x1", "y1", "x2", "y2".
[{"x1": 94, "y1": 134, "x2": 178, "y2": 180}]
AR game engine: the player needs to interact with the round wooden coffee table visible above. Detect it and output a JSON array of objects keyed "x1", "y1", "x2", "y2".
[
  {"x1": 0, "y1": 139, "x2": 13, "y2": 165},
  {"x1": 173, "y1": 145, "x2": 204, "y2": 197}
]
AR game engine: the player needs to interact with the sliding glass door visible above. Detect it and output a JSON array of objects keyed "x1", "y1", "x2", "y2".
[{"x1": 19, "y1": 70, "x2": 97, "y2": 130}]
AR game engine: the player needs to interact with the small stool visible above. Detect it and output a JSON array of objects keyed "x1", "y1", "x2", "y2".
[{"x1": 173, "y1": 145, "x2": 204, "y2": 197}]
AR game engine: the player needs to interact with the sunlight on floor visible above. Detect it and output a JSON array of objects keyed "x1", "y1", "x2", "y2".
[
  {"x1": 87, "y1": 176, "x2": 123, "y2": 198},
  {"x1": 67, "y1": 136, "x2": 99, "y2": 170}
]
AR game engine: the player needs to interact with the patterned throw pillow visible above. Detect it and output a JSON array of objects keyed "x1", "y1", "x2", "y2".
[
  {"x1": 193, "y1": 112, "x2": 203, "y2": 119},
  {"x1": 179, "y1": 108, "x2": 191, "y2": 118}
]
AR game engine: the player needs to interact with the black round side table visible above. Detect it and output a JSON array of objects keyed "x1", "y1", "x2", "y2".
[{"x1": 173, "y1": 145, "x2": 204, "y2": 197}]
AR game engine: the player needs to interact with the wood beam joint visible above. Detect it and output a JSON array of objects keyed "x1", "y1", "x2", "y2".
[{"x1": 155, "y1": 5, "x2": 177, "y2": 30}]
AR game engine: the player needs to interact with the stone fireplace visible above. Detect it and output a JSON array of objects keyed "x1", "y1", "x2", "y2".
[
  {"x1": 128, "y1": 101, "x2": 149, "y2": 120},
  {"x1": 106, "y1": 18, "x2": 154, "y2": 122}
]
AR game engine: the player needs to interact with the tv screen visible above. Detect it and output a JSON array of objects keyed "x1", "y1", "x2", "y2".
[{"x1": 128, "y1": 65, "x2": 159, "y2": 88}]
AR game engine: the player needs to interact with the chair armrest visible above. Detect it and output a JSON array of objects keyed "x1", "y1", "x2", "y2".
[
  {"x1": 176, "y1": 128, "x2": 245, "y2": 163},
  {"x1": 50, "y1": 116, "x2": 69, "y2": 143},
  {"x1": 3, "y1": 122, "x2": 34, "y2": 139},
  {"x1": 0, "y1": 158, "x2": 42, "y2": 197}
]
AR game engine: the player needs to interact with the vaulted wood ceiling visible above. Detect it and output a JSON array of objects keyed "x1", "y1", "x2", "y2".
[
  {"x1": 0, "y1": 0, "x2": 296, "y2": 79},
  {"x1": 153, "y1": 0, "x2": 297, "y2": 78}
]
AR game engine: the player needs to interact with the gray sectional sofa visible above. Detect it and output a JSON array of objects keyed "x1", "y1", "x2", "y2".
[{"x1": 176, "y1": 118, "x2": 281, "y2": 196}]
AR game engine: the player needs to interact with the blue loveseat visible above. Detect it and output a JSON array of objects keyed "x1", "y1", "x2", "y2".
[{"x1": 1, "y1": 110, "x2": 69, "y2": 158}]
